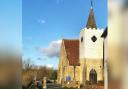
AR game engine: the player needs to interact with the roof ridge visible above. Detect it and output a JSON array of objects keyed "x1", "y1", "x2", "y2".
[{"x1": 63, "y1": 39, "x2": 79, "y2": 41}]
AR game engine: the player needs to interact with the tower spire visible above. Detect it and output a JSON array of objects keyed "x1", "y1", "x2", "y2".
[{"x1": 86, "y1": 0, "x2": 97, "y2": 29}]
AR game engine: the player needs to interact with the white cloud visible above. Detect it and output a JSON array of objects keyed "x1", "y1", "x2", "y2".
[
  {"x1": 46, "y1": 64, "x2": 53, "y2": 68},
  {"x1": 39, "y1": 39, "x2": 62, "y2": 58},
  {"x1": 38, "y1": 19, "x2": 46, "y2": 24}
]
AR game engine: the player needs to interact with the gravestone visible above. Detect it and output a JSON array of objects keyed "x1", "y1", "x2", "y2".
[{"x1": 43, "y1": 77, "x2": 47, "y2": 89}]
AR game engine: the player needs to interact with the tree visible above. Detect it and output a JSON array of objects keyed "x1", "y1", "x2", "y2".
[
  {"x1": 50, "y1": 70, "x2": 57, "y2": 80},
  {"x1": 22, "y1": 58, "x2": 33, "y2": 70}
]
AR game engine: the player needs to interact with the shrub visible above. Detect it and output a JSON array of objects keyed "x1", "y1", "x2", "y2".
[
  {"x1": 85, "y1": 80, "x2": 91, "y2": 85},
  {"x1": 98, "y1": 80, "x2": 104, "y2": 85},
  {"x1": 80, "y1": 84, "x2": 83, "y2": 88}
]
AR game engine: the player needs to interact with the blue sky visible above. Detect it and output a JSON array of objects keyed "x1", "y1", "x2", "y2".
[
  {"x1": 0, "y1": 0, "x2": 21, "y2": 53},
  {"x1": 23, "y1": 0, "x2": 107, "y2": 69}
]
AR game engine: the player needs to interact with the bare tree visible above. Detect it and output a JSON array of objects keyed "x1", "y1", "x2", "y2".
[{"x1": 22, "y1": 58, "x2": 33, "y2": 70}]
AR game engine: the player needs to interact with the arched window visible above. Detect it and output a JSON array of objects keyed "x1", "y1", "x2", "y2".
[{"x1": 89, "y1": 69, "x2": 97, "y2": 84}]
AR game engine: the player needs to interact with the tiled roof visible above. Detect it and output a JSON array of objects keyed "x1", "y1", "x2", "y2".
[{"x1": 63, "y1": 39, "x2": 80, "y2": 66}]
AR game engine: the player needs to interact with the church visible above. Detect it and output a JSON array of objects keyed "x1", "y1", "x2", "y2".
[{"x1": 57, "y1": 2, "x2": 106, "y2": 87}]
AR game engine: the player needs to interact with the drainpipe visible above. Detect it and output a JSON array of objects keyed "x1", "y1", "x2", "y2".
[{"x1": 74, "y1": 66, "x2": 76, "y2": 81}]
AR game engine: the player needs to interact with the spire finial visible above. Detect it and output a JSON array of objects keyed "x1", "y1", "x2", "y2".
[
  {"x1": 91, "y1": 0, "x2": 93, "y2": 9},
  {"x1": 86, "y1": 0, "x2": 97, "y2": 29}
]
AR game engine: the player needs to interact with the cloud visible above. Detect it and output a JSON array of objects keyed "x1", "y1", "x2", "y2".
[
  {"x1": 39, "y1": 40, "x2": 62, "y2": 58},
  {"x1": 38, "y1": 19, "x2": 46, "y2": 24},
  {"x1": 46, "y1": 64, "x2": 53, "y2": 68}
]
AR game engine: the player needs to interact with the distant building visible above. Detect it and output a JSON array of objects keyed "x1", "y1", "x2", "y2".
[{"x1": 57, "y1": 3, "x2": 106, "y2": 86}]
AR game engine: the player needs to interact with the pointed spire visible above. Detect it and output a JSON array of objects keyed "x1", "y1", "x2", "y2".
[{"x1": 86, "y1": 0, "x2": 97, "y2": 29}]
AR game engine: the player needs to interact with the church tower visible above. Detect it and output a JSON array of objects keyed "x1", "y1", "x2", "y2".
[{"x1": 79, "y1": 1, "x2": 104, "y2": 84}]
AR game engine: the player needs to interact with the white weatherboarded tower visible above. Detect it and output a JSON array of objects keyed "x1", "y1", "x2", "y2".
[{"x1": 79, "y1": 4, "x2": 104, "y2": 84}]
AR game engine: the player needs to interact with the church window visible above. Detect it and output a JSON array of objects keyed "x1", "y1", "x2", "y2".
[
  {"x1": 91, "y1": 35, "x2": 97, "y2": 42},
  {"x1": 81, "y1": 37, "x2": 83, "y2": 42},
  {"x1": 89, "y1": 69, "x2": 97, "y2": 84}
]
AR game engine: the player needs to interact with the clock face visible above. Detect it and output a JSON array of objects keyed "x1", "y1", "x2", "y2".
[{"x1": 91, "y1": 35, "x2": 97, "y2": 42}]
